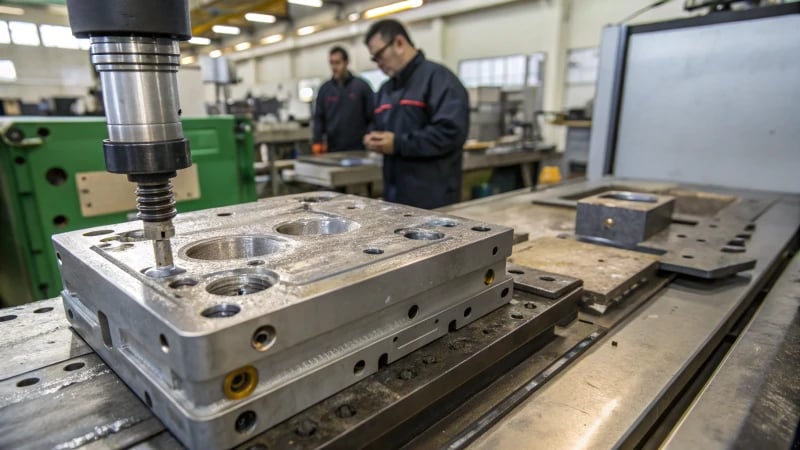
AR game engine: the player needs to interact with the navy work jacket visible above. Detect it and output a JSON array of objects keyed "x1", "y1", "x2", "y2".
[
  {"x1": 313, "y1": 73, "x2": 374, "y2": 152},
  {"x1": 373, "y1": 52, "x2": 469, "y2": 209}
]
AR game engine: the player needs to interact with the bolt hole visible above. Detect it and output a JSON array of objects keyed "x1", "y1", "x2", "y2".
[
  {"x1": 347, "y1": 206, "x2": 357, "y2": 209},
  {"x1": 37, "y1": 127, "x2": 50, "y2": 137},
  {"x1": 463, "y1": 307, "x2": 472, "y2": 317},
  {"x1": 448, "y1": 319, "x2": 457, "y2": 332},
  {"x1": 508, "y1": 269, "x2": 524, "y2": 275},
  {"x1": 14, "y1": 156, "x2": 25, "y2": 165},
  {"x1": 709, "y1": 224, "x2": 718, "y2": 228},
  {"x1": 682, "y1": 254, "x2": 694, "y2": 259},
  {"x1": 53, "y1": 215, "x2": 69, "y2": 227},
  {"x1": 677, "y1": 234, "x2": 687, "y2": 238},
  {"x1": 45, "y1": 167, "x2": 68, "y2": 186},
  {"x1": 169, "y1": 278, "x2": 198, "y2": 289},
  {"x1": 235, "y1": 411, "x2": 257, "y2": 434},
  {"x1": 492, "y1": 246, "x2": 498, "y2": 255},
  {"x1": 378, "y1": 353, "x2": 389, "y2": 369},
  {"x1": 144, "y1": 391, "x2": 153, "y2": 408},
  {"x1": 67, "y1": 309, "x2": 74, "y2": 319},
  {"x1": 403, "y1": 213, "x2": 413, "y2": 217},
  {"x1": 364, "y1": 248, "x2": 384, "y2": 255},
  {"x1": 159, "y1": 334, "x2": 169, "y2": 353},
  {"x1": 17, "y1": 377, "x2": 39, "y2": 387},
  {"x1": 539, "y1": 276, "x2": 556, "y2": 282},
  {"x1": 353, "y1": 360, "x2": 366, "y2": 376},
  {"x1": 217, "y1": 212, "x2": 233, "y2": 217},
  {"x1": 0, "y1": 314, "x2": 17, "y2": 322},
  {"x1": 407, "y1": 304, "x2": 419, "y2": 319},
  {"x1": 501, "y1": 288, "x2": 509, "y2": 298},
  {"x1": 524, "y1": 302, "x2": 537, "y2": 309},
  {"x1": 64, "y1": 362, "x2": 84, "y2": 371},
  {"x1": 511, "y1": 313, "x2": 524, "y2": 320},
  {"x1": 247, "y1": 260, "x2": 265, "y2": 266},
  {"x1": 252, "y1": 325, "x2": 276, "y2": 351},
  {"x1": 393, "y1": 336, "x2": 398, "y2": 342},
  {"x1": 472, "y1": 226, "x2": 491, "y2": 232},
  {"x1": 484, "y1": 269, "x2": 495, "y2": 285},
  {"x1": 82, "y1": 229, "x2": 114, "y2": 237},
  {"x1": 696, "y1": 238, "x2": 706, "y2": 243},
  {"x1": 33, "y1": 307, "x2": 54, "y2": 313},
  {"x1": 597, "y1": 259, "x2": 605, "y2": 263}
]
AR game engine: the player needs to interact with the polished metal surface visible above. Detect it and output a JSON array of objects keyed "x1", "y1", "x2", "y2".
[
  {"x1": 663, "y1": 251, "x2": 800, "y2": 449},
  {"x1": 52, "y1": 193, "x2": 513, "y2": 449},
  {"x1": 91, "y1": 36, "x2": 184, "y2": 143}
]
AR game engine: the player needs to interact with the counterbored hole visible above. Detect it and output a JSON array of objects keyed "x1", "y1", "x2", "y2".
[
  {"x1": 64, "y1": 362, "x2": 84, "y2": 371},
  {"x1": 202, "y1": 304, "x2": 241, "y2": 318},
  {"x1": 353, "y1": 360, "x2": 366, "y2": 375},
  {"x1": 17, "y1": 378, "x2": 39, "y2": 387},
  {"x1": 407, "y1": 304, "x2": 419, "y2": 319},
  {"x1": 159, "y1": 334, "x2": 169, "y2": 353},
  {"x1": 252, "y1": 325, "x2": 276, "y2": 351},
  {"x1": 235, "y1": 411, "x2": 257, "y2": 434}
]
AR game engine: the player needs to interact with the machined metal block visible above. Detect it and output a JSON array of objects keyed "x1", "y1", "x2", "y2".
[
  {"x1": 575, "y1": 190, "x2": 675, "y2": 245},
  {"x1": 52, "y1": 192, "x2": 513, "y2": 449}
]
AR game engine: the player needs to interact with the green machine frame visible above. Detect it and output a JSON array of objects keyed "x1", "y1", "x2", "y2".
[{"x1": 0, "y1": 116, "x2": 257, "y2": 306}]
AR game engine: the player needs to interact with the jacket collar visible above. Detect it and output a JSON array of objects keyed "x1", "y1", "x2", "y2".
[
  {"x1": 393, "y1": 51, "x2": 425, "y2": 86},
  {"x1": 333, "y1": 71, "x2": 354, "y2": 86}
]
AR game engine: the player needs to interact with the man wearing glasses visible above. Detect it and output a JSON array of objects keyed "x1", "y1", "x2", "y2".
[{"x1": 363, "y1": 19, "x2": 469, "y2": 209}]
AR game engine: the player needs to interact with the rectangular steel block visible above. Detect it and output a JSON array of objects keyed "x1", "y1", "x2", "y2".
[{"x1": 575, "y1": 190, "x2": 675, "y2": 246}]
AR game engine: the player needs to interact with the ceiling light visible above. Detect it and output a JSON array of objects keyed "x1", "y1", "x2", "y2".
[
  {"x1": 212, "y1": 25, "x2": 240, "y2": 35},
  {"x1": 209, "y1": 49, "x2": 222, "y2": 58},
  {"x1": 297, "y1": 26, "x2": 316, "y2": 36},
  {"x1": 0, "y1": 6, "x2": 24, "y2": 15},
  {"x1": 260, "y1": 34, "x2": 283, "y2": 44},
  {"x1": 234, "y1": 41, "x2": 251, "y2": 51},
  {"x1": 289, "y1": 0, "x2": 323, "y2": 7},
  {"x1": 347, "y1": 12, "x2": 360, "y2": 22},
  {"x1": 245, "y1": 13, "x2": 276, "y2": 23},
  {"x1": 364, "y1": 0, "x2": 423, "y2": 19},
  {"x1": 181, "y1": 56, "x2": 196, "y2": 65},
  {"x1": 188, "y1": 36, "x2": 211, "y2": 45}
]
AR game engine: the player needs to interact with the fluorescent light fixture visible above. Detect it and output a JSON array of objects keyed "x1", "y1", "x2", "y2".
[
  {"x1": 189, "y1": 36, "x2": 211, "y2": 45},
  {"x1": 209, "y1": 49, "x2": 222, "y2": 58},
  {"x1": 234, "y1": 41, "x2": 251, "y2": 51},
  {"x1": 181, "y1": 56, "x2": 196, "y2": 65},
  {"x1": 212, "y1": 25, "x2": 240, "y2": 35},
  {"x1": 245, "y1": 13, "x2": 276, "y2": 23},
  {"x1": 288, "y1": 0, "x2": 323, "y2": 7},
  {"x1": 260, "y1": 34, "x2": 283, "y2": 44},
  {"x1": 347, "y1": 12, "x2": 360, "y2": 21},
  {"x1": 0, "y1": 6, "x2": 24, "y2": 16},
  {"x1": 364, "y1": 0, "x2": 423, "y2": 19},
  {"x1": 297, "y1": 25, "x2": 316, "y2": 36}
]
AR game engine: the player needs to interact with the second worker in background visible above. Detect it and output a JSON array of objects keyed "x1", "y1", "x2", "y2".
[
  {"x1": 363, "y1": 19, "x2": 469, "y2": 209},
  {"x1": 312, "y1": 46, "x2": 375, "y2": 154}
]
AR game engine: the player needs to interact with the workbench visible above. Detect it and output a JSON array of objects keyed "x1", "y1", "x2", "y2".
[{"x1": 1, "y1": 178, "x2": 796, "y2": 449}]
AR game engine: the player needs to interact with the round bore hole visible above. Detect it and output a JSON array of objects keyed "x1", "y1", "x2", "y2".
[
  {"x1": 347, "y1": 206, "x2": 357, "y2": 209},
  {"x1": 14, "y1": 156, "x2": 25, "y2": 165},
  {"x1": 696, "y1": 239, "x2": 707, "y2": 243},
  {"x1": 597, "y1": 259, "x2": 605, "y2": 263},
  {"x1": 472, "y1": 226, "x2": 491, "y2": 232},
  {"x1": 67, "y1": 309, "x2": 74, "y2": 319},
  {"x1": 64, "y1": 362, "x2": 84, "y2": 372},
  {"x1": 511, "y1": 313, "x2": 524, "y2": 320},
  {"x1": 217, "y1": 212, "x2": 233, "y2": 217},
  {"x1": 33, "y1": 307, "x2": 54, "y2": 313},
  {"x1": 0, "y1": 315, "x2": 17, "y2": 322},
  {"x1": 144, "y1": 391, "x2": 153, "y2": 408},
  {"x1": 201, "y1": 304, "x2": 241, "y2": 318},
  {"x1": 501, "y1": 288, "x2": 510, "y2": 298},
  {"x1": 277, "y1": 218, "x2": 360, "y2": 236},
  {"x1": 185, "y1": 235, "x2": 283, "y2": 260},
  {"x1": 247, "y1": 260, "x2": 265, "y2": 266},
  {"x1": 508, "y1": 269, "x2": 524, "y2": 275},
  {"x1": 539, "y1": 276, "x2": 556, "y2": 282},
  {"x1": 17, "y1": 377, "x2": 39, "y2": 387},
  {"x1": 677, "y1": 234, "x2": 687, "y2": 238},
  {"x1": 403, "y1": 213, "x2": 413, "y2": 217},
  {"x1": 397, "y1": 228, "x2": 444, "y2": 240},
  {"x1": 53, "y1": 215, "x2": 68, "y2": 227},
  {"x1": 45, "y1": 167, "x2": 68, "y2": 186},
  {"x1": 484, "y1": 269, "x2": 495, "y2": 285},
  {"x1": 363, "y1": 248, "x2": 384, "y2": 255},
  {"x1": 82, "y1": 229, "x2": 114, "y2": 237},
  {"x1": 252, "y1": 325, "x2": 276, "y2": 352},
  {"x1": 224, "y1": 366, "x2": 258, "y2": 400},
  {"x1": 492, "y1": 246, "x2": 498, "y2": 255},
  {"x1": 682, "y1": 254, "x2": 694, "y2": 259},
  {"x1": 463, "y1": 307, "x2": 472, "y2": 317},
  {"x1": 37, "y1": 127, "x2": 50, "y2": 137},
  {"x1": 206, "y1": 273, "x2": 276, "y2": 296},
  {"x1": 235, "y1": 411, "x2": 257, "y2": 434},
  {"x1": 353, "y1": 360, "x2": 366, "y2": 376},
  {"x1": 169, "y1": 278, "x2": 198, "y2": 289},
  {"x1": 159, "y1": 334, "x2": 169, "y2": 353},
  {"x1": 407, "y1": 304, "x2": 419, "y2": 319}
]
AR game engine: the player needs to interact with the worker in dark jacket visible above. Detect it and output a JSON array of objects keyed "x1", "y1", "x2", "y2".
[
  {"x1": 363, "y1": 20, "x2": 469, "y2": 209},
  {"x1": 312, "y1": 46, "x2": 374, "y2": 153}
]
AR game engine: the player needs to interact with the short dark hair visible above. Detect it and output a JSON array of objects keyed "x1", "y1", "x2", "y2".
[
  {"x1": 364, "y1": 19, "x2": 415, "y2": 47},
  {"x1": 329, "y1": 46, "x2": 348, "y2": 62}
]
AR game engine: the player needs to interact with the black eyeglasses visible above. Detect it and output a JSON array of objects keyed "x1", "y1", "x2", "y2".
[{"x1": 370, "y1": 40, "x2": 394, "y2": 63}]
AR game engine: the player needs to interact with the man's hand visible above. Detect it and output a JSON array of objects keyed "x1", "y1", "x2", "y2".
[{"x1": 364, "y1": 131, "x2": 395, "y2": 155}]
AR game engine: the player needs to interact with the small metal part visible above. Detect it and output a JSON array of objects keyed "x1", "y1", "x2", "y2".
[
  {"x1": 576, "y1": 190, "x2": 675, "y2": 245},
  {"x1": 224, "y1": 366, "x2": 258, "y2": 400}
]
